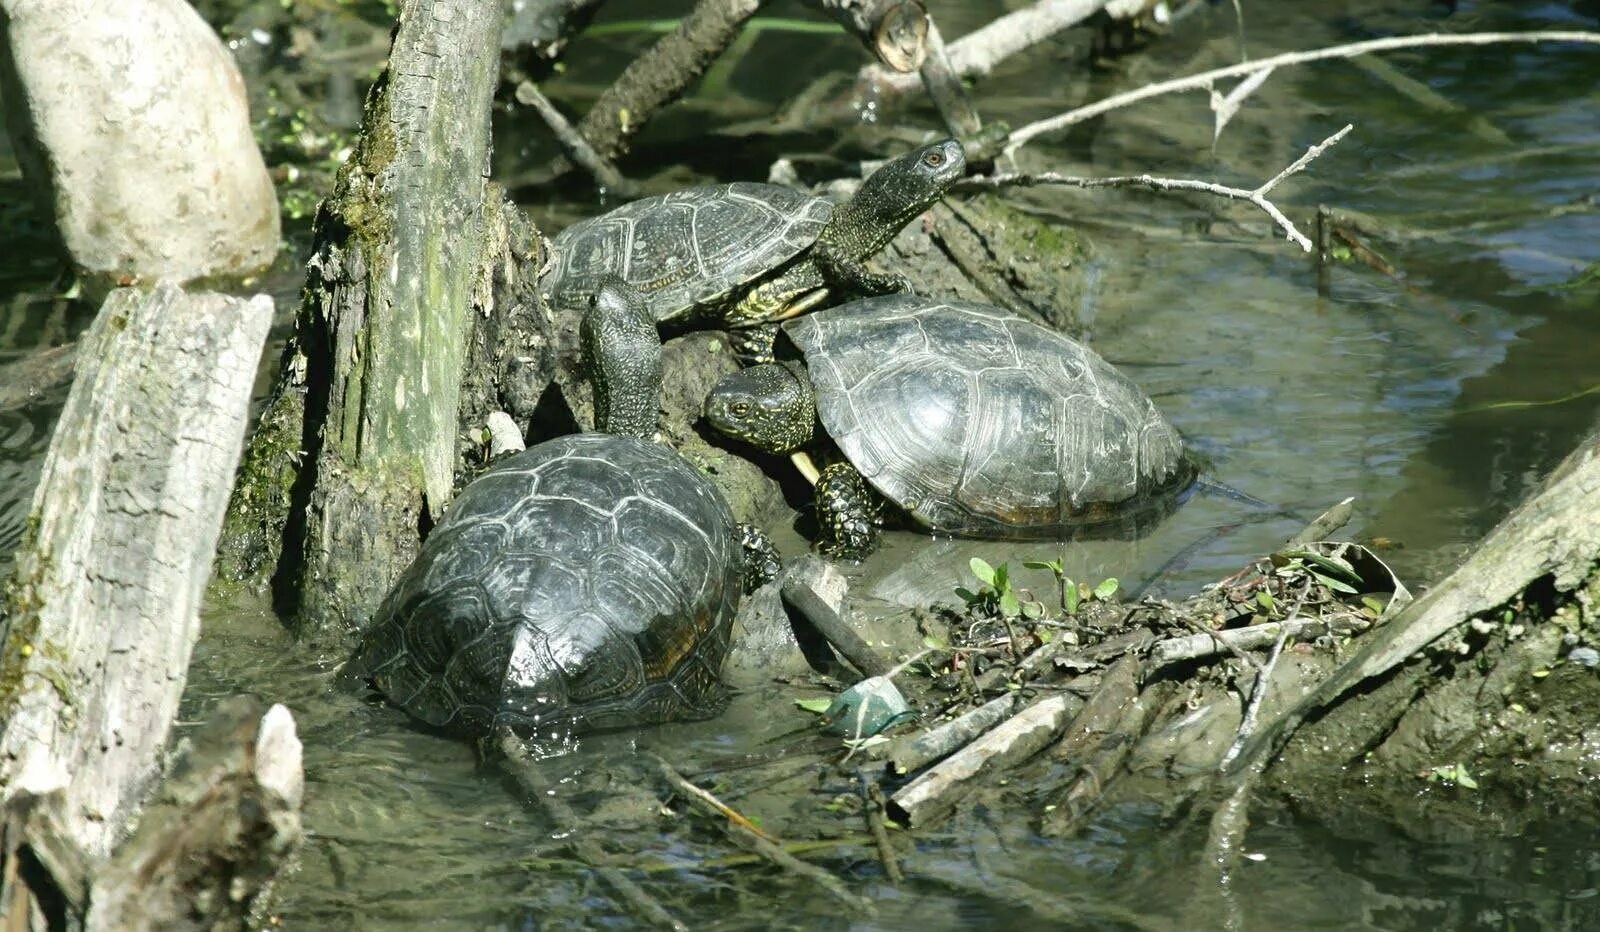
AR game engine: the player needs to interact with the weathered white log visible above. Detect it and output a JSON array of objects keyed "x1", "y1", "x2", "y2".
[
  {"x1": 86, "y1": 698, "x2": 304, "y2": 930},
  {"x1": 0, "y1": 0, "x2": 280, "y2": 286},
  {"x1": 0, "y1": 283, "x2": 272, "y2": 873},
  {"x1": 874, "y1": 693, "x2": 1018, "y2": 776},
  {"x1": 887, "y1": 692, "x2": 1077, "y2": 827}
]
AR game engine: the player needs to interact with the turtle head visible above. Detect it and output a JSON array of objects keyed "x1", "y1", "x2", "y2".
[
  {"x1": 838, "y1": 138, "x2": 965, "y2": 252},
  {"x1": 704, "y1": 362, "x2": 816, "y2": 454},
  {"x1": 580, "y1": 279, "x2": 663, "y2": 440}
]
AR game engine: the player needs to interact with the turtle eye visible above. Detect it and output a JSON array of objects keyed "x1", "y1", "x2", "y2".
[
  {"x1": 924, "y1": 151, "x2": 945, "y2": 167},
  {"x1": 730, "y1": 401, "x2": 751, "y2": 418}
]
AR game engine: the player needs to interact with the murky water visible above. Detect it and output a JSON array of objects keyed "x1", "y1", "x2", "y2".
[{"x1": 4, "y1": 0, "x2": 1599, "y2": 927}]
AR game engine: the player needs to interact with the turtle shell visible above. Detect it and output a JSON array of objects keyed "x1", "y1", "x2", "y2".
[
  {"x1": 542, "y1": 182, "x2": 833, "y2": 323},
  {"x1": 783, "y1": 296, "x2": 1191, "y2": 537},
  {"x1": 350, "y1": 433, "x2": 742, "y2": 739}
]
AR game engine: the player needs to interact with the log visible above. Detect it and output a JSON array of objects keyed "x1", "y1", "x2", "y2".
[
  {"x1": 874, "y1": 693, "x2": 1018, "y2": 776},
  {"x1": 1225, "y1": 429, "x2": 1600, "y2": 779},
  {"x1": 86, "y1": 698, "x2": 304, "y2": 931},
  {"x1": 0, "y1": 0, "x2": 279, "y2": 287},
  {"x1": 271, "y1": 0, "x2": 508, "y2": 645},
  {"x1": 887, "y1": 693, "x2": 1077, "y2": 827},
  {"x1": 0, "y1": 283, "x2": 271, "y2": 905}
]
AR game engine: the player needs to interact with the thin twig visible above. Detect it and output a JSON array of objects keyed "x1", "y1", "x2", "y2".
[
  {"x1": 655, "y1": 756, "x2": 875, "y2": 914},
  {"x1": 1007, "y1": 30, "x2": 1600, "y2": 151},
  {"x1": 495, "y1": 730, "x2": 686, "y2": 931},
  {"x1": 1217, "y1": 581, "x2": 1312, "y2": 772},
  {"x1": 960, "y1": 124, "x2": 1353, "y2": 251},
  {"x1": 857, "y1": 770, "x2": 904, "y2": 883},
  {"x1": 514, "y1": 81, "x2": 635, "y2": 196}
]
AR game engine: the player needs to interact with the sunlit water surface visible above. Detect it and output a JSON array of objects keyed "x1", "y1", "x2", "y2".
[{"x1": 3, "y1": 0, "x2": 1599, "y2": 927}]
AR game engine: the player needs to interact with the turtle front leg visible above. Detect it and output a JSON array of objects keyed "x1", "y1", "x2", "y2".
[
  {"x1": 812, "y1": 241, "x2": 913, "y2": 297},
  {"x1": 730, "y1": 323, "x2": 780, "y2": 366},
  {"x1": 736, "y1": 523, "x2": 783, "y2": 593},
  {"x1": 815, "y1": 462, "x2": 885, "y2": 560}
]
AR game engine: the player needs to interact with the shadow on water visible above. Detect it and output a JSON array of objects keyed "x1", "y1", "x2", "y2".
[{"x1": 3, "y1": 0, "x2": 1600, "y2": 926}]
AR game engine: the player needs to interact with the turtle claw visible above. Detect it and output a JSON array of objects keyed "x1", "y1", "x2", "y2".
[{"x1": 736, "y1": 524, "x2": 783, "y2": 593}]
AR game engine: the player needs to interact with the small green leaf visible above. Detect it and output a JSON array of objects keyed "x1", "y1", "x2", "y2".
[
  {"x1": 1455, "y1": 769, "x2": 1479, "y2": 790},
  {"x1": 922, "y1": 634, "x2": 950, "y2": 651},
  {"x1": 795, "y1": 697, "x2": 832, "y2": 715},
  {"x1": 1000, "y1": 591, "x2": 1021, "y2": 617},
  {"x1": 1309, "y1": 570, "x2": 1359, "y2": 594},
  {"x1": 1256, "y1": 590, "x2": 1277, "y2": 612},
  {"x1": 1024, "y1": 559, "x2": 1062, "y2": 574},
  {"x1": 1064, "y1": 582, "x2": 1081, "y2": 615},
  {"x1": 1093, "y1": 578, "x2": 1120, "y2": 600},
  {"x1": 1361, "y1": 595, "x2": 1385, "y2": 616},
  {"x1": 954, "y1": 586, "x2": 979, "y2": 604},
  {"x1": 1021, "y1": 600, "x2": 1046, "y2": 620},
  {"x1": 970, "y1": 557, "x2": 996, "y2": 586},
  {"x1": 993, "y1": 563, "x2": 1010, "y2": 592},
  {"x1": 1036, "y1": 626, "x2": 1055, "y2": 642}
]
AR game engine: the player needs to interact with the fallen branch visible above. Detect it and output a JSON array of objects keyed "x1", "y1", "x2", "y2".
[
  {"x1": 1147, "y1": 613, "x2": 1367, "y2": 670},
  {"x1": 514, "y1": 81, "x2": 635, "y2": 196},
  {"x1": 780, "y1": 555, "x2": 892, "y2": 678},
  {"x1": 1007, "y1": 30, "x2": 1600, "y2": 151},
  {"x1": 549, "y1": 0, "x2": 761, "y2": 176},
  {"x1": 656, "y1": 756, "x2": 874, "y2": 914},
  {"x1": 887, "y1": 692, "x2": 1077, "y2": 827},
  {"x1": 1038, "y1": 669, "x2": 1154, "y2": 837},
  {"x1": 860, "y1": 0, "x2": 1110, "y2": 96},
  {"x1": 873, "y1": 693, "x2": 1018, "y2": 776},
  {"x1": 857, "y1": 771, "x2": 903, "y2": 883},
  {"x1": 802, "y1": 0, "x2": 929, "y2": 72},
  {"x1": 1217, "y1": 582, "x2": 1311, "y2": 772},
  {"x1": 960, "y1": 124, "x2": 1354, "y2": 251}
]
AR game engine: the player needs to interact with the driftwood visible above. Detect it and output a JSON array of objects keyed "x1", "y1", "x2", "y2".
[
  {"x1": 874, "y1": 693, "x2": 1017, "y2": 776},
  {"x1": 87, "y1": 698, "x2": 304, "y2": 931},
  {"x1": 887, "y1": 692, "x2": 1079, "y2": 827},
  {"x1": 0, "y1": 283, "x2": 273, "y2": 922}
]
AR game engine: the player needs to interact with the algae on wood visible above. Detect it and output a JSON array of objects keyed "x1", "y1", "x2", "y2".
[
  {"x1": 0, "y1": 283, "x2": 271, "y2": 881},
  {"x1": 219, "y1": 0, "x2": 508, "y2": 646}
]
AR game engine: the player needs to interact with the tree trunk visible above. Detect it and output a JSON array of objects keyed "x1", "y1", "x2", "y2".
[
  {"x1": 222, "y1": 0, "x2": 508, "y2": 647},
  {"x1": 0, "y1": 283, "x2": 273, "y2": 918}
]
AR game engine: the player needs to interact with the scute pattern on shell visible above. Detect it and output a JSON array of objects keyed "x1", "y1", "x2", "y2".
[
  {"x1": 543, "y1": 182, "x2": 833, "y2": 322},
  {"x1": 784, "y1": 296, "x2": 1189, "y2": 537},
  {"x1": 351, "y1": 433, "x2": 742, "y2": 737}
]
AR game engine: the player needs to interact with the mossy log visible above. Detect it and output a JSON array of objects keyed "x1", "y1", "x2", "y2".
[
  {"x1": 217, "y1": 0, "x2": 511, "y2": 647},
  {"x1": 0, "y1": 283, "x2": 272, "y2": 919}
]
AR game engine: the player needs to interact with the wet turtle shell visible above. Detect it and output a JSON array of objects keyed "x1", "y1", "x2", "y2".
[
  {"x1": 783, "y1": 296, "x2": 1192, "y2": 537},
  {"x1": 542, "y1": 182, "x2": 832, "y2": 323},
  {"x1": 350, "y1": 433, "x2": 743, "y2": 738}
]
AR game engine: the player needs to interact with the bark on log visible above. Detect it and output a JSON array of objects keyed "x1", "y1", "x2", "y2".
[
  {"x1": 86, "y1": 698, "x2": 304, "y2": 931},
  {"x1": 259, "y1": 0, "x2": 507, "y2": 645},
  {"x1": 0, "y1": 0, "x2": 279, "y2": 288},
  {"x1": 801, "y1": 0, "x2": 929, "y2": 72},
  {"x1": 0, "y1": 284, "x2": 271, "y2": 893},
  {"x1": 887, "y1": 692, "x2": 1078, "y2": 827}
]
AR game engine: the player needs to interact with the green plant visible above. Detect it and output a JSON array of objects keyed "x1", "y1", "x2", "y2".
[
  {"x1": 1022, "y1": 558, "x2": 1118, "y2": 615},
  {"x1": 955, "y1": 558, "x2": 1044, "y2": 619}
]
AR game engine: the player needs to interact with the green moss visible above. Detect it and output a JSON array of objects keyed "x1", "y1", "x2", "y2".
[{"x1": 215, "y1": 376, "x2": 308, "y2": 584}]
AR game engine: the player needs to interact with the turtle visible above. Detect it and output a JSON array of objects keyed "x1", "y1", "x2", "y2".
[
  {"x1": 703, "y1": 295, "x2": 1197, "y2": 558},
  {"x1": 349, "y1": 281, "x2": 781, "y2": 740},
  {"x1": 541, "y1": 138, "x2": 966, "y2": 360}
]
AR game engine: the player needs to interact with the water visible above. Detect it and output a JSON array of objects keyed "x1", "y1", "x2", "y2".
[{"x1": 4, "y1": 0, "x2": 1600, "y2": 927}]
